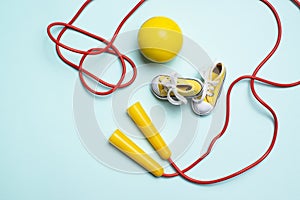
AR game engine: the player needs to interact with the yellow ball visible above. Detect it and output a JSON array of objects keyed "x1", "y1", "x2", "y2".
[{"x1": 138, "y1": 16, "x2": 183, "y2": 63}]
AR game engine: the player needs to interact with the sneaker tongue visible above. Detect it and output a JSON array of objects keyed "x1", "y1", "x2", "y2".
[{"x1": 211, "y1": 71, "x2": 219, "y2": 80}]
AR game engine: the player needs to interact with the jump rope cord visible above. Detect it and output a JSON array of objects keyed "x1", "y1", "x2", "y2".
[
  {"x1": 163, "y1": 0, "x2": 300, "y2": 184},
  {"x1": 294, "y1": 0, "x2": 300, "y2": 6},
  {"x1": 47, "y1": 0, "x2": 147, "y2": 95}
]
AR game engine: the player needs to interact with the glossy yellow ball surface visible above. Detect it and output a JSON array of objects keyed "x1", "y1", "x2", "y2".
[{"x1": 138, "y1": 16, "x2": 183, "y2": 63}]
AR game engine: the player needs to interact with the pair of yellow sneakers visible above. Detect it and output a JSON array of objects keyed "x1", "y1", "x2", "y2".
[{"x1": 151, "y1": 63, "x2": 226, "y2": 115}]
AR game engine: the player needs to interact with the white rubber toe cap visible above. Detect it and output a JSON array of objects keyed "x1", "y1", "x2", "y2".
[
  {"x1": 151, "y1": 76, "x2": 164, "y2": 98},
  {"x1": 191, "y1": 100, "x2": 213, "y2": 116}
]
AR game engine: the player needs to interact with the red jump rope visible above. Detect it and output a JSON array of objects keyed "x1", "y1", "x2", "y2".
[{"x1": 47, "y1": 0, "x2": 300, "y2": 184}]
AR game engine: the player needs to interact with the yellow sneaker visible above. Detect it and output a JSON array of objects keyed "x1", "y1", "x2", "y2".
[
  {"x1": 191, "y1": 62, "x2": 226, "y2": 115},
  {"x1": 151, "y1": 73, "x2": 203, "y2": 105}
]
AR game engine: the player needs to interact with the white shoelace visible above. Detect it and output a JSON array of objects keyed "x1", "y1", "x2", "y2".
[
  {"x1": 192, "y1": 70, "x2": 219, "y2": 103},
  {"x1": 161, "y1": 72, "x2": 188, "y2": 105}
]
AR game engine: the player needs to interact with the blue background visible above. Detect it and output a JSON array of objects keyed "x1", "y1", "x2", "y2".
[{"x1": 0, "y1": 0, "x2": 299, "y2": 199}]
